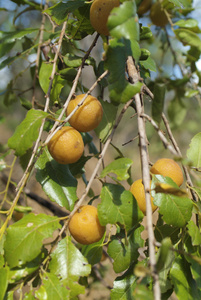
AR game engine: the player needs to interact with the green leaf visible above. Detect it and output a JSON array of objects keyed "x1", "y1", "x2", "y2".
[
  {"x1": 40, "y1": 272, "x2": 70, "y2": 300},
  {"x1": 108, "y1": 226, "x2": 144, "y2": 273},
  {"x1": 152, "y1": 176, "x2": 193, "y2": 227},
  {"x1": 187, "y1": 133, "x2": 201, "y2": 168},
  {"x1": 174, "y1": 19, "x2": 200, "y2": 32},
  {"x1": 187, "y1": 220, "x2": 201, "y2": 246},
  {"x1": 8, "y1": 253, "x2": 43, "y2": 284},
  {"x1": 23, "y1": 292, "x2": 35, "y2": 300},
  {"x1": 63, "y1": 53, "x2": 95, "y2": 68},
  {"x1": 0, "y1": 28, "x2": 38, "y2": 44},
  {"x1": 170, "y1": 256, "x2": 201, "y2": 299},
  {"x1": 98, "y1": 183, "x2": 144, "y2": 231},
  {"x1": 140, "y1": 56, "x2": 157, "y2": 72},
  {"x1": 59, "y1": 68, "x2": 77, "y2": 81},
  {"x1": 100, "y1": 158, "x2": 133, "y2": 181},
  {"x1": 111, "y1": 272, "x2": 137, "y2": 300},
  {"x1": 81, "y1": 237, "x2": 104, "y2": 265},
  {"x1": 4, "y1": 213, "x2": 61, "y2": 268},
  {"x1": 66, "y1": 5, "x2": 94, "y2": 39},
  {"x1": 156, "y1": 238, "x2": 172, "y2": 272},
  {"x1": 0, "y1": 41, "x2": 15, "y2": 59},
  {"x1": 39, "y1": 62, "x2": 65, "y2": 102},
  {"x1": 35, "y1": 149, "x2": 78, "y2": 211},
  {"x1": 108, "y1": 1, "x2": 139, "y2": 43},
  {"x1": 174, "y1": 28, "x2": 201, "y2": 51},
  {"x1": 158, "y1": 249, "x2": 175, "y2": 293},
  {"x1": 152, "y1": 83, "x2": 166, "y2": 124},
  {"x1": 7, "y1": 109, "x2": 49, "y2": 156},
  {"x1": 0, "y1": 267, "x2": 9, "y2": 300},
  {"x1": 44, "y1": 0, "x2": 86, "y2": 25},
  {"x1": 94, "y1": 99, "x2": 118, "y2": 143},
  {"x1": 105, "y1": 38, "x2": 143, "y2": 104},
  {"x1": 168, "y1": 97, "x2": 187, "y2": 128},
  {"x1": 49, "y1": 237, "x2": 91, "y2": 298},
  {"x1": 140, "y1": 26, "x2": 153, "y2": 40}
]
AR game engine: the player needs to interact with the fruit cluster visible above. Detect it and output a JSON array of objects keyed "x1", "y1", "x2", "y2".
[
  {"x1": 130, "y1": 158, "x2": 184, "y2": 215},
  {"x1": 48, "y1": 94, "x2": 103, "y2": 165},
  {"x1": 48, "y1": 95, "x2": 104, "y2": 245},
  {"x1": 89, "y1": 0, "x2": 169, "y2": 38}
]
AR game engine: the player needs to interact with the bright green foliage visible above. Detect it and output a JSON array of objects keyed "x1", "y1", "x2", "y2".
[
  {"x1": 187, "y1": 132, "x2": 201, "y2": 168},
  {"x1": 39, "y1": 62, "x2": 66, "y2": 102},
  {"x1": 100, "y1": 157, "x2": 133, "y2": 180},
  {"x1": 98, "y1": 183, "x2": 144, "y2": 230},
  {"x1": 4, "y1": 214, "x2": 60, "y2": 268},
  {"x1": 36, "y1": 149, "x2": 78, "y2": 210},
  {"x1": 8, "y1": 109, "x2": 49, "y2": 156},
  {"x1": 48, "y1": 237, "x2": 91, "y2": 298},
  {"x1": 1, "y1": 0, "x2": 201, "y2": 298},
  {"x1": 108, "y1": 226, "x2": 144, "y2": 273},
  {"x1": 152, "y1": 175, "x2": 193, "y2": 227}
]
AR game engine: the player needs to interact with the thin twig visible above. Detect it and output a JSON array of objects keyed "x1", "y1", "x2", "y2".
[
  {"x1": 17, "y1": 21, "x2": 67, "y2": 191},
  {"x1": 141, "y1": 113, "x2": 179, "y2": 156},
  {"x1": 44, "y1": 33, "x2": 100, "y2": 145},
  {"x1": 51, "y1": 98, "x2": 134, "y2": 248},
  {"x1": 32, "y1": 1, "x2": 48, "y2": 108},
  {"x1": 127, "y1": 56, "x2": 161, "y2": 300}
]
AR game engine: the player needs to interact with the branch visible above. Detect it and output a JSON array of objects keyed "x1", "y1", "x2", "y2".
[
  {"x1": 127, "y1": 56, "x2": 161, "y2": 300},
  {"x1": 52, "y1": 98, "x2": 134, "y2": 247},
  {"x1": 16, "y1": 21, "x2": 67, "y2": 191}
]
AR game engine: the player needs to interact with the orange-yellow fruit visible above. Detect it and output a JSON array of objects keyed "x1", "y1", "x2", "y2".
[
  {"x1": 138, "y1": 0, "x2": 152, "y2": 16},
  {"x1": 150, "y1": 2, "x2": 168, "y2": 27},
  {"x1": 90, "y1": 0, "x2": 120, "y2": 36},
  {"x1": 68, "y1": 205, "x2": 106, "y2": 245},
  {"x1": 130, "y1": 179, "x2": 157, "y2": 215},
  {"x1": 66, "y1": 94, "x2": 103, "y2": 132},
  {"x1": 48, "y1": 126, "x2": 84, "y2": 164},
  {"x1": 150, "y1": 158, "x2": 184, "y2": 187}
]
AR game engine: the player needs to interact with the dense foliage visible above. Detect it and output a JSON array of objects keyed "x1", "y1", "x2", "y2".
[{"x1": 0, "y1": 0, "x2": 201, "y2": 299}]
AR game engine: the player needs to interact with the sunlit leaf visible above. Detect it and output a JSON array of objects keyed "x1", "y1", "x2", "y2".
[
  {"x1": 49, "y1": 237, "x2": 91, "y2": 298},
  {"x1": 152, "y1": 176, "x2": 193, "y2": 227},
  {"x1": 7, "y1": 109, "x2": 49, "y2": 156},
  {"x1": 44, "y1": 0, "x2": 86, "y2": 25},
  {"x1": 4, "y1": 214, "x2": 60, "y2": 268},
  {"x1": 98, "y1": 183, "x2": 144, "y2": 231},
  {"x1": 36, "y1": 149, "x2": 78, "y2": 211},
  {"x1": 100, "y1": 158, "x2": 133, "y2": 181},
  {"x1": 108, "y1": 226, "x2": 144, "y2": 273},
  {"x1": 111, "y1": 272, "x2": 137, "y2": 300},
  {"x1": 187, "y1": 132, "x2": 201, "y2": 168},
  {"x1": 105, "y1": 38, "x2": 143, "y2": 104},
  {"x1": 0, "y1": 267, "x2": 9, "y2": 300}
]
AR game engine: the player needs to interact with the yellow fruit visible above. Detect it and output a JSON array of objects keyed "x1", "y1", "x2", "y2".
[
  {"x1": 66, "y1": 94, "x2": 103, "y2": 132},
  {"x1": 150, "y1": 2, "x2": 169, "y2": 27},
  {"x1": 90, "y1": 0, "x2": 120, "y2": 36},
  {"x1": 48, "y1": 126, "x2": 84, "y2": 164},
  {"x1": 150, "y1": 158, "x2": 184, "y2": 187},
  {"x1": 130, "y1": 179, "x2": 157, "y2": 215},
  {"x1": 138, "y1": 0, "x2": 152, "y2": 16},
  {"x1": 68, "y1": 205, "x2": 106, "y2": 245}
]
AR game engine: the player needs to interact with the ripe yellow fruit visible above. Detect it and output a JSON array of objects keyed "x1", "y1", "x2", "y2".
[
  {"x1": 138, "y1": 0, "x2": 152, "y2": 16},
  {"x1": 68, "y1": 205, "x2": 106, "y2": 245},
  {"x1": 90, "y1": 0, "x2": 120, "y2": 36},
  {"x1": 48, "y1": 126, "x2": 84, "y2": 164},
  {"x1": 150, "y1": 158, "x2": 184, "y2": 187},
  {"x1": 66, "y1": 94, "x2": 103, "y2": 132},
  {"x1": 150, "y1": 2, "x2": 168, "y2": 27},
  {"x1": 130, "y1": 179, "x2": 157, "y2": 215}
]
